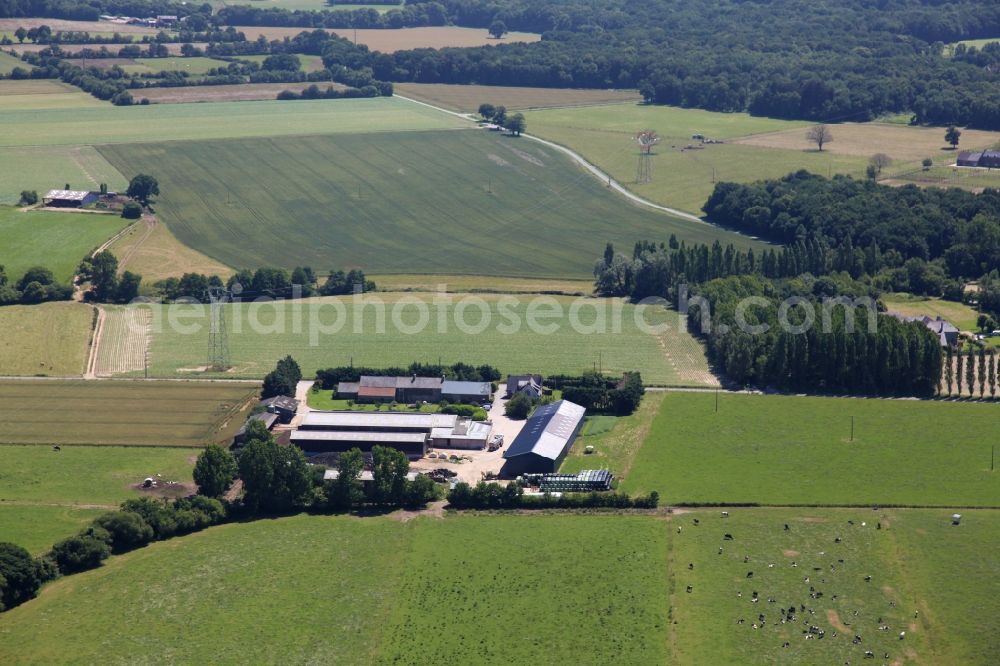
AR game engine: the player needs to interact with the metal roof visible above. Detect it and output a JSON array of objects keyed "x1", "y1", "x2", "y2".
[
  {"x1": 300, "y1": 411, "x2": 457, "y2": 430},
  {"x1": 358, "y1": 375, "x2": 445, "y2": 390},
  {"x1": 358, "y1": 385, "x2": 397, "y2": 398},
  {"x1": 260, "y1": 395, "x2": 298, "y2": 411},
  {"x1": 337, "y1": 382, "x2": 360, "y2": 393},
  {"x1": 503, "y1": 400, "x2": 586, "y2": 461},
  {"x1": 291, "y1": 430, "x2": 427, "y2": 443},
  {"x1": 236, "y1": 411, "x2": 278, "y2": 436},
  {"x1": 441, "y1": 380, "x2": 491, "y2": 396},
  {"x1": 44, "y1": 189, "x2": 92, "y2": 201}
]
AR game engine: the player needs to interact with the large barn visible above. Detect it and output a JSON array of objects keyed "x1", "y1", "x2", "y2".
[
  {"x1": 336, "y1": 375, "x2": 492, "y2": 404},
  {"x1": 957, "y1": 150, "x2": 1000, "y2": 168},
  {"x1": 290, "y1": 410, "x2": 492, "y2": 457},
  {"x1": 501, "y1": 400, "x2": 586, "y2": 476},
  {"x1": 43, "y1": 189, "x2": 97, "y2": 208}
]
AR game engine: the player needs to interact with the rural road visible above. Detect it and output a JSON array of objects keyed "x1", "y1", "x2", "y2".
[{"x1": 394, "y1": 94, "x2": 710, "y2": 225}]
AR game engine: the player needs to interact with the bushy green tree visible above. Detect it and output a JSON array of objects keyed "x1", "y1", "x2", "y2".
[
  {"x1": 238, "y1": 429, "x2": 311, "y2": 512},
  {"x1": 193, "y1": 445, "x2": 238, "y2": 497},
  {"x1": 49, "y1": 535, "x2": 110, "y2": 575},
  {"x1": 126, "y1": 174, "x2": 159, "y2": 204},
  {"x1": 488, "y1": 19, "x2": 508, "y2": 39},
  {"x1": 0, "y1": 543, "x2": 43, "y2": 611},
  {"x1": 370, "y1": 445, "x2": 410, "y2": 505},
  {"x1": 92, "y1": 512, "x2": 155, "y2": 554},
  {"x1": 325, "y1": 447, "x2": 365, "y2": 510},
  {"x1": 505, "y1": 391, "x2": 533, "y2": 419},
  {"x1": 89, "y1": 251, "x2": 119, "y2": 302},
  {"x1": 262, "y1": 355, "x2": 302, "y2": 399},
  {"x1": 121, "y1": 201, "x2": 142, "y2": 219},
  {"x1": 18, "y1": 190, "x2": 37, "y2": 206}
]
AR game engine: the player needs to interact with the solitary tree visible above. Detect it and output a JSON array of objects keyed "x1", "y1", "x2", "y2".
[
  {"x1": 477, "y1": 103, "x2": 495, "y2": 121},
  {"x1": 945, "y1": 125, "x2": 961, "y2": 149},
  {"x1": 126, "y1": 174, "x2": 159, "y2": 204},
  {"x1": 488, "y1": 20, "x2": 508, "y2": 39},
  {"x1": 14, "y1": 27, "x2": 26, "y2": 43},
  {"x1": 868, "y1": 153, "x2": 892, "y2": 177},
  {"x1": 806, "y1": 124, "x2": 833, "y2": 151},
  {"x1": 507, "y1": 112, "x2": 526, "y2": 136},
  {"x1": 492, "y1": 105, "x2": 507, "y2": 128},
  {"x1": 193, "y1": 444, "x2": 238, "y2": 498},
  {"x1": 922, "y1": 157, "x2": 933, "y2": 171}
]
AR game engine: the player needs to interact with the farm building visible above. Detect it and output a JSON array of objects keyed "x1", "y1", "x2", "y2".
[
  {"x1": 502, "y1": 400, "x2": 586, "y2": 476},
  {"x1": 957, "y1": 150, "x2": 1000, "y2": 168},
  {"x1": 336, "y1": 375, "x2": 492, "y2": 404},
  {"x1": 518, "y1": 469, "x2": 614, "y2": 492},
  {"x1": 291, "y1": 410, "x2": 492, "y2": 457},
  {"x1": 233, "y1": 412, "x2": 278, "y2": 446},
  {"x1": 505, "y1": 374, "x2": 543, "y2": 398},
  {"x1": 892, "y1": 314, "x2": 959, "y2": 346},
  {"x1": 43, "y1": 189, "x2": 97, "y2": 208},
  {"x1": 259, "y1": 395, "x2": 299, "y2": 423}
]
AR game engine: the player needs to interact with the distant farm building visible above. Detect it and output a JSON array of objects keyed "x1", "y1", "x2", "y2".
[
  {"x1": 43, "y1": 189, "x2": 97, "y2": 208},
  {"x1": 233, "y1": 412, "x2": 278, "y2": 446},
  {"x1": 336, "y1": 375, "x2": 492, "y2": 405},
  {"x1": 891, "y1": 314, "x2": 960, "y2": 346},
  {"x1": 957, "y1": 150, "x2": 1000, "y2": 168},
  {"x1": 505, "y1": 374, "x2": 543, "y2": 398},
  {"x1": 502, "y1": 400, "x2": 586, "y2": 476},
  {"x1": 259, "y1": 395, "x2": 299, "y2": 423},
  {"x1": 290, "y1": 410, "x2": 492, "y2": 458}
]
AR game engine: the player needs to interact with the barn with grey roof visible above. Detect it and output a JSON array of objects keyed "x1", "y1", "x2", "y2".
[{"x1": 502, "y1": 399, "x2": 586, "y2": 476}]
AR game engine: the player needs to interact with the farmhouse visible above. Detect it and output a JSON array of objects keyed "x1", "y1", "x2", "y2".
[
  {"x1": 502, "y1": 400, "x2": 586, "y2": 476},
  {"x1": 893, "y1": 314, "x2": 960, "y2": 346},
  {"x1": 336, "y1": 375, "x2": 492, "y2": 404},
  {"x1": 505, "y1": 374, "x2": 544, "y2": 398},
  {"x1": 290, "y1": 410, "x2": 492, "y2": 457},
  {"x1": 43, "y1": 189, "x2": 97, "y2": 208},
  {"x1": 957, "y1": 150, "x2": 1000, "y2": 168}
]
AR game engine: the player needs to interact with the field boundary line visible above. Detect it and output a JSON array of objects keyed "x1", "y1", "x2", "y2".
[{"x1": 83, "y1": 305, "x2": 105, "y2": 380}]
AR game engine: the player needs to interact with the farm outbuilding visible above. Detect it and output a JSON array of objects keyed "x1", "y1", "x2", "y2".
[
  {"x1": 335, "y1": 375, "x2": 493, "y2": 404},
  {"x1": 233, "y1": 412, "x2": 278, "y2": 446},
  {"x1": 957, "y1": 150, "x2": 1000, "y2": 168},
  {"x1": 506, "y1": 374, "x2": 543, "y2": 398},
  {"x1": 501, "y1": 399, "x2": 586, "y2": 476},
  {"x1": 259, "y1": 395, "x2": 299, "y2": 423},
  {"x1": 43, "y1": 189, "x2": 97, "y2": 208}
]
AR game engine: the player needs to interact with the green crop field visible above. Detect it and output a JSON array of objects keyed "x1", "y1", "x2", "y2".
[
  {"x1": 0, "y1": 50, "x2": 25, "y2": 74},
  {"x1": 233, "y1": 53, "x2": 326, "y2": 72},
  {"x1": 0, "y1": 514, "x2": 670, "y2": 663},
  {"x1": 122, "y1": 295, "x2": 714, "y2": 386},
  {"x1": 0, "y1": 505, "x2": 106, "y2": 554},
  {"x1": 0, "y1": 96, "x2": 462, "y2": 147},
  {"x1": 0, "y1": 207, "x2": 127, "y2": 280},
  {"x1": 130, "y1": 56, "x2": 231, "y2": 74},
  {"x1": 0, "y1": 380, "x2": 257, "y2": 446},
  {"x1": 0, "y1": 146, "x2": 127, "y2": 205},
  {"x1": 98, "y1": 129, "x2": 762, "y2": 278},
  {"x1": 0, "y1": 302, "x2": 94, "y2": 376},
  {"x1": 623, "y1": 393, "x2": 1000, "y2": 506}
]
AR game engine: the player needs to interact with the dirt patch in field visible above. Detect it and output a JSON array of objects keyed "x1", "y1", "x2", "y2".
[
  {"x1": 826, "y1": 609, "x2": 851, "y2": 633},
  {"x1": 131, "y1": 479, "x2": 196, "y2": 499},
  {"x1": 487, "y1": 153, "x2": 511, "y2": 167},
  {"x1": 798, "y1": 516, "x2": 828, "y2": 524},
  {"x1": 783, "y1": 549, "x2": 800, "y2": 557},
  {"x1": 501, "y1": 144, "x2": 545, "y2": 167}
]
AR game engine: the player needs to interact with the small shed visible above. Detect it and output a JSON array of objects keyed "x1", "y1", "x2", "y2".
[{"x1": 43, "y1": 189, "x2": 97, "y2": 208}]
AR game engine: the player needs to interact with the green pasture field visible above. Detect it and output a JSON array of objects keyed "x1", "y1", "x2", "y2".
[
  {"x1": 0, "y1": 206, "x2": 126, "y2": 280},
  {"x1": 0, "y1": 380, "x2": 257, "y2": 446},
  {"x1": 0, "y1": 50, "x2": 25, "y2": 74},
  {"x1": 0, "y1": 514, "x2": 669, "y2": 663},
  {"x1": 881, "y1": 294, "x2": 981, "y2": 331},
  {"x1": 524, "y1": 104, "x2": 864, "y2": 213},
  {"x1": 0, "y1": 79, "x2": 103, "y2": 111},
  {"x1": 130, "y1": 56, "x2": 231, "y2": 74},
  {"x1": 127, "y1": 294, "x2": 713, "y2": 386},
  {"x1": 233, "y1": 53, "x2": 326, "y2": 72},
  {"x1": 0, "y1": 145, "x2": 126, "y2": 205},
  {"x1": 885, "y1": 164, "x2": 1000, "y2": 193},
  {"x1": 0, "y1": 505, "x2": 106, "y2": 554},
  {"x1": 666, "y1": 507, "x2": 1000, "y2": 664},
  {"x1": 0, "y1": 302, "x2": 94, "y2": 376},
  {"x1": 0, "y1": 96, "x2": 462, "y2": 147},
  {"x1": 623, "y1": 393, "x2": 1000, "y2": 506},
  {"x1": 0, "y1": 444, "x2": 196, "y2": 506},
  {"x1": 560, "y1": 392, "x2": 665, "y2": 478},
  {"x1": 98, "y1": 130, "x2": 762, "y2": 278}
]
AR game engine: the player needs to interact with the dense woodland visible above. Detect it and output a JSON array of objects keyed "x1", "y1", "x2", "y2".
[{"x1": 2, "y1": 0, "x2": 999, "y2": 126}]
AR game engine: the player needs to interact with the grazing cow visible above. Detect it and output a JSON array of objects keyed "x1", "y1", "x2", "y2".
[
  {"x1": 718, "y1": 547, "x2": 723, "y2": 554},
  {"x1": 899, "y1": 631, "x2": 906, "y2": 640},
  {"x1": 686, "y1": 585, "x2": 693, "y2": 593},
  {"x1": 721, "y1": 511, "x2": 729, "y2": 517},
  {"x1": 724, "y1": 533, "x2": 734, "y2": 540},
  {"x1": 688, "y1": 563, "x2": 694, "y2": 570},
  {"x1": 864, "y1": 650, "x2": 874, "y2": 659},
  {"x1": 784, "y1": 523, "x2": 790, "y2": 531},
  {"x1": 864, "y1": 575, "x2": 872, "y2": 582},
  {"x1": 692, "y1": 518, "x2": 700, "y2": 526},
  {"x1": 746, "y1": 571, "x2": 754, "y2": 578}
]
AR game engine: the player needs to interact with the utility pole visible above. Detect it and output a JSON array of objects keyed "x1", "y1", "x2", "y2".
[
  {"x1": 715, "y1": 389, "x2": 719, "y2": 413},
  {"x1": 850, "y1": 416, "x2": 855, "y2": 442},
  {"x1": 992, "y1": 445, "x2": 995, "y2": 472}
]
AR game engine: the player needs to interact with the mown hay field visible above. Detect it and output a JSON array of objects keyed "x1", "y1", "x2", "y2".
[
  {"x1": 124, "y1": 295, "x2": 713, "y2": 386},
  {"x1": 0, "y1": 145, "x2": 127, "y2": 205},
  {"x1": 394, "y1": 82, "x2": 641, "y2": 112},
  {"x1": 0, "y1": 302, "x2": 94, "y2": 377},
  {"x1": 98, "y1": 129, "x2": 762, "y2": 278},
  {"x1": 622, "y1": 393, "x2": 1000, "y2": 506},
  {"x1": 232, "y1": 25, "x2": 541, "y2": 51},
  {"x1": 108, "y1": 220, "x2": 233, "y2": 283},
  {"x1": 0, "y1": 207, "x2": 127, "y2": 280},
  {"x1": 0, "y1": 380, "x2": 257, "y2": 446},
  {"x1": 132, "y1": 82, "x2": 337, "y2": 104}
]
